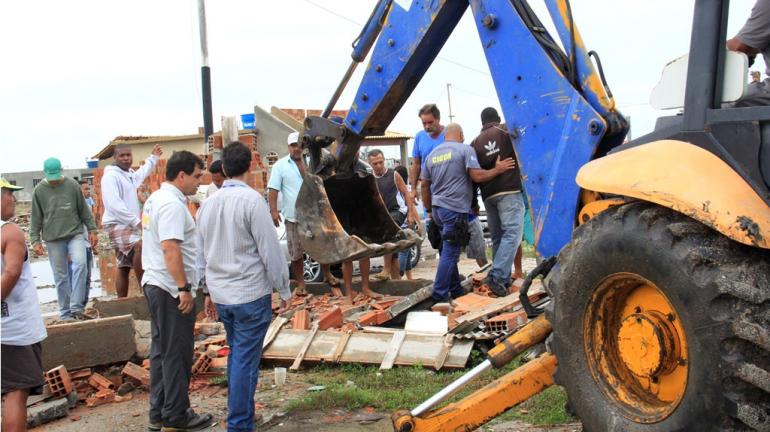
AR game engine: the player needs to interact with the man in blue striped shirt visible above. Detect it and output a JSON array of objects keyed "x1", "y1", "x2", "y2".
[{"x1": 196, "y1": 142, "x2": 291, "y2": 432}]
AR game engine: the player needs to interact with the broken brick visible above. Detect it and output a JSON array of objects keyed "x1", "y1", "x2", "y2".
[
  {"x1": 86, "y1": 388, "x2": 116, "y2": 407},
  {"x1": 357, "y1": 310, "x2": 390, "y2": 326},
  {"x1": 122, "y1": 362, "x2": 150, "y2": 387},
  {"x1": 69, "y1": 368, "x2": 92, "y2": 380},
  {"x1": 115, "y1": 393, "x2": 134, "y2": 403},
  {"x1": 317, "y1": 306, "x2": 343, "y2": 330},
  {"x1": 371, "y1": 299, "x2": 399, "y2": 311},
  {"x1": 141, "y1": 359, "x2": 151, "y2": 369},
  {"x1": 45, "y1": 365, "x2": 73, "y2": 398},
  {"x1": 107, "y1": 374, "x2": 123, "y2": 388},
  {"x1": 210, "y1": 357, "x2": 228, "y2": 370},
  {"x1": 88, "y1": 373, "x2": 115, "y2": 391},
  {"x1": 206, "y1": 344, "x2": 223, "y2": 358},
  {"x1": 292, "y1": 309, "x2": 311, "y2": 330},
  {"x1": 431, "y1": 303, "x2": 453, "y2": 316},
  {"x1": 191, "y1": 353, "x2": 212, "y2": 375},
  {"x1": 452, "y1": 293, "x2": 497, "y2": 314}
]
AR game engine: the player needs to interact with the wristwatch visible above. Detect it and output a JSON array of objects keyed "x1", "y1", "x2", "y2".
[{"x1": 178, "y1": 283, "x2": 192, "y2": 292}]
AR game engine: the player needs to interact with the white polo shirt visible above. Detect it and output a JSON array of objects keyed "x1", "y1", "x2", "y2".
[{"x1": 140, "y1": 183, "x2": 197, "y2": 297}]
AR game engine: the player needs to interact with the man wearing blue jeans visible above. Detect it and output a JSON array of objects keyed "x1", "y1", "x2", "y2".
[
  {"x1": 30, "y1": 158, "x2": 98, "y2": 321},
  {"x1": 197, "y1": 142, "x2": 291, "y2": 432},
  {"x1": 421, "y1": 124, "x2": 515, "y2": 302},
  {"x1": 471, "y1": 108, "x2": 525, "y2": 296}
]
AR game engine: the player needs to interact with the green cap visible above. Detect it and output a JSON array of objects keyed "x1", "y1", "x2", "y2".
[
  {"x1": 0, "y1": 178, "x2": 22, "y2": 190},
  {"x1": 43, "y1": 158, "x2": 63, "y2": 181}
]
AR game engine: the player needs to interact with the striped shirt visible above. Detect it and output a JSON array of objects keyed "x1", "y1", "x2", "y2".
[{"x1": 196, "y1": 179, "x2": 291, "y2": 305}]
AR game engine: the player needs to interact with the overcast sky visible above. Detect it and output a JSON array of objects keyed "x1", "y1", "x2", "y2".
[{"x1": 1, "y1": 1, "x2": 762, "y2": 173}]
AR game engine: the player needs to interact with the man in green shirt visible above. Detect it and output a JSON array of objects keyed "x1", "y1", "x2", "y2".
[{"x1": 30, "y1": 158, "x2": 98, "y2": 321}]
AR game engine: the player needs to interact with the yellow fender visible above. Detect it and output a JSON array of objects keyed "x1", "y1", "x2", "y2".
[{"x1": 576, "y1": 140, "x2": 770, "y2": 249}]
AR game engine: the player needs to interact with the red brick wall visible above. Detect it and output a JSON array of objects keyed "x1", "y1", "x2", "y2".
[{"x1": 92, "y1": 133, "x2": 267, "y2": 226}]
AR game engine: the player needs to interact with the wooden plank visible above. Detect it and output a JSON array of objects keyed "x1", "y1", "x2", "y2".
[
  {"x1": 379, "y1": 331, "x2": 407, "y2": 370},
  {"x1": 332, "y1": 331, "x2": 353, "y2": 363},
  {"x1": 433, "y1": 335, "x2": 455, "y2": 370},
  {"x1": 42, "y1": 315, "x2": 136, "y2": 371},
  {"x1": 263, "y1": 317, "x2": 288, "y2": 349},
  {"x1": 290, "y1": 322, "x2": 319, "y2": 371},
  {"x1": 263, "y1": 329, "x2": 473, "y2": 369}
]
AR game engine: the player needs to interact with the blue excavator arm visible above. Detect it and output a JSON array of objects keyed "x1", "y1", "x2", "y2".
[{"x1": 298, "y1": 0, "x2": 627, "y2": 262}]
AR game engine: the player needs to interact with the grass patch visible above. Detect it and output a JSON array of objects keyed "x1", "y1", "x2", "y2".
[
  {"x1": 207, "y1": 375, "x2": 228, "y2": 386},
  {"x1": 494, "y1": 385, "x2": 572, "y2": 425},
  {"x1": 285, "y1": 355, "x2": 573, "y2": 426}
]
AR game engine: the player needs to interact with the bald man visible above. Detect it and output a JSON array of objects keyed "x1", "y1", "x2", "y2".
[{"x1": 421, "y1": 123, "x2": 515, "y2": 302}]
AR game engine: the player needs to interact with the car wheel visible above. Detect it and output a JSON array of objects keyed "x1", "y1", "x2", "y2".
[
  {"x1": 409, "y1": 243, "x2": 421, "y2": 269},
  {"x1": 303, "y1": 254, "x2": 323, "y2": 282}
]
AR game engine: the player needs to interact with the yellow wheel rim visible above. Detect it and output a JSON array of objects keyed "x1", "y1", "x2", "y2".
[{"x1": 583, "y1": 273, "x2": 688, "y2": 423}]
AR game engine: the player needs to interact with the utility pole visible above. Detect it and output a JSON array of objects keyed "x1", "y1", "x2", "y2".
[
  {"x1": 198, "y1": 0, "x2": 215, "y2": 158},
  {"x1": 446, "y1": 83, "x2": 455, "y2": 123}
]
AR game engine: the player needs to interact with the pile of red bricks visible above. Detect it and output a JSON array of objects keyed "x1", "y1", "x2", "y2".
[
  {"x1": 279, "y1": 291, "x2": 405, "y2": 332},
  {"x1": 40, "y1": 362, "x2": 150, "y2": 409}
]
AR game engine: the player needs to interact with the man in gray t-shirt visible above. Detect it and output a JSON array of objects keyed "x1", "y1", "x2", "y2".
[
  {"x1": 420, "y1": 123, "x2": 515, "y2": 301},
  {"x1": 727, "y1": 0, "x2": 770, "y2": 107}
]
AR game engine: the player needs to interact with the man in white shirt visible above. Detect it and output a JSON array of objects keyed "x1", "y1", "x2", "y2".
[
  {"x1": 204, "y1": 160, "x2": 225, "y2": 198},
  {"x1": 268, "y1": 132, "x2": 339, "y2": 293},
  {"x1": 102, "y1": 143, "x2": 162, "y2": 297},
  {"x1": 197, "y1": 142, "x2": 291, "y2": 432},
  {"x1": 140, "y1": 151, "x2": 212, "y2": 432}
]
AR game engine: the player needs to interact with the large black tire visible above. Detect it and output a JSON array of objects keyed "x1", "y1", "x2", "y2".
[{"x1": 546, "y1": 201, "x2": 770, "y2": 431}]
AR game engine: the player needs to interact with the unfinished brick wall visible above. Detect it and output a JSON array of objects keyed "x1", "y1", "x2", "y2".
[
  {"x1": 281, "y1": 108, "x2": 349, "y2": 123},
  {"x1": 92, "y1": 134, "x2": 266, "y2": 225}
]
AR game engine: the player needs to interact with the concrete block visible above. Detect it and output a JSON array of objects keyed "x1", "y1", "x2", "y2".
[
  {"x1": 134, "y1": 319, "x2": 151, "y2": 359},
  {"x1": 93, "y1": 296, "x2": 150, "y2": 320},
  {"x1": 42, "y1": 315, "x2": 136, "y2": 371},
  {"x1": 66, "y1": 391, "x2": 78, "y2": 409},
  {"x1": 27, "y1": 397, "x2": 69, "y2": 427}
]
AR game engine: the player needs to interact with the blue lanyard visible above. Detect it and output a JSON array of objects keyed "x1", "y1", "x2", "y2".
[{"x1": 221, "y1": 183, "x2": 248, "y2": 189}]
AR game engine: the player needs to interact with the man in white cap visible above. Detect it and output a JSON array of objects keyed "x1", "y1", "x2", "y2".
[{"x1": 268, "y1": 132, "x2": 339, "y2": 294}]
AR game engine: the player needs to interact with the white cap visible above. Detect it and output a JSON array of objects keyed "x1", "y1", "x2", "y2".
[{"x1": 288, "y1": 132, "x2": 299, "y2": 145}]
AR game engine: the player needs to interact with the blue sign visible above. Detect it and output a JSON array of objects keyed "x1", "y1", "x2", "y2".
[{"x1": 241, "y1": 113, "x2": 255, "y2": 130}]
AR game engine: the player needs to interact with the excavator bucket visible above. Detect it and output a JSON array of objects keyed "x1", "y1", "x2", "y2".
[{"x1": 295, "y1": 171, "x2": 421, "y2": 265}]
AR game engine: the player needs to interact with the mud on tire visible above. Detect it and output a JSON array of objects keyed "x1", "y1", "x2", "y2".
[{"x1": 546, "y1": 201, "x2": 770, "y2": 431}]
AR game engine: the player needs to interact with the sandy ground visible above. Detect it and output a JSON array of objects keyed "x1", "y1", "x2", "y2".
[{"x1": 34, "y1": 251, "x2": 580, "y2": 432}]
